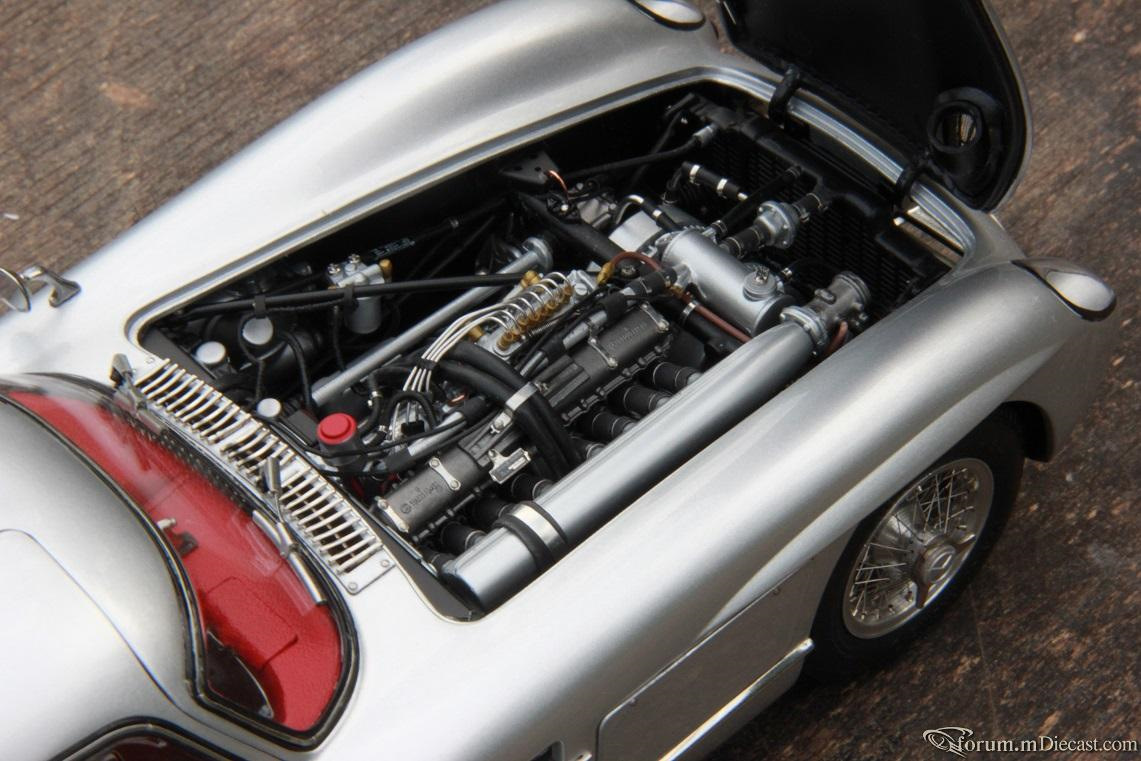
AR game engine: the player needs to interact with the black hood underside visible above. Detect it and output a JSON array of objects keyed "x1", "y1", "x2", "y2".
[{"x1": 719, "y1": 0, "x2": 1029, "y2": 209}]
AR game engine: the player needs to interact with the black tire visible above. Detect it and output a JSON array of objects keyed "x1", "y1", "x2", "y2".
[{"x1": 806, "y1": 411, "x2": 1024, "y2": 681}]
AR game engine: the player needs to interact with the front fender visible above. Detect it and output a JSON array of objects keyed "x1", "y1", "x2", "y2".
[{"x1": 700, "y1": 258, "x2": 1115, "y2": 627}]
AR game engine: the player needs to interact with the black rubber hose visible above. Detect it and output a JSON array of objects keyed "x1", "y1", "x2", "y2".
[
  {"x1": 282, "y1": 333, "x2": 314, "y2": 412},
  {"x1": 675, "y1": 162, "x2": 745, "y2": 200},
  {"x1": 625, "y1": 196, "x2": 684, "y2": 232},
  {"x1": 711, "y1": 167, "x2": 802, "y2": 239},
  {"x1": 384, "y1": 390, "x2": 439, "y2": 427},
  {"x1": 656, "y1": 298, "x2": 742, "y2": 357},
  {"x1": 183, "y1": 274, "x2": 524, "y2": 317},
  {"x1": 402, "y1": 199, "x2": 504, "y2": 254},
  {"x1": 449, "y1": 342, "x2": 581, "y2": 468},
  {"x1": 359, "y1": 374, "x2": 383, "y2": 433},
  {"x1": 565, "y1": 136, "x2": 700, "y2": 183},
  {"x1": 403, "y1": 215, "x2": 498, "y2": 284},
  {"x1": 436, "y1": 360, "x2": 571, "y2": 477},
  {"x1": 721, "y1": 225, "x2": 774, "y2": 260},
  {"x1": 722, "y1": 188, "x2": 832, "y2": 258},
  {"x1": 626, "y1": 104, "x2": 689, "y2": 192},
  {"x1": 517, "y1": 193, "x2": 621, "y2": 266},
  {"x1": 329, "y1": 305, "x2": 346, "y2": 369}
]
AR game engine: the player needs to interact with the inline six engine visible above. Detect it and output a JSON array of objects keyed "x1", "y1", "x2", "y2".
[{"x1": 148, "y1": 85, "x2": 953, "y2": 612}]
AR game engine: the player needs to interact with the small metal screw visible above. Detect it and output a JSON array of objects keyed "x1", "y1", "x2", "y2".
[{"x1": 347, "y1": 581, "x2": 359, "y2": 592}]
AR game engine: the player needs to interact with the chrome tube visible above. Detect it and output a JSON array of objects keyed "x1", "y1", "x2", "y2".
[
  {"x1": 444, "y1": 321, "x2": 816, "y2": 609},
  {"x1": 312, "y1": 246, "x2": 552, "y2": 406}
]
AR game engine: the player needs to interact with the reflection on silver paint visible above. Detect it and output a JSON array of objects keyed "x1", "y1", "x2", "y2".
[
  {"x1": 1015, "y1": 257, "x2": 1116, "y2": 319},
  {"x1": 663, "y1": 641, "x2": 814, "y2": 761},
  {"x1": 627, "y1": 0, "x2": 706, "y2": 28},
  {"x1": 0, "y1": 404, "x2": 279, "y2": 759},
  {"x1": 0, "y1": 530, "x2": 172, "y2": 759},
  {"x1": 599, "y1": 551, "x2": 829, "y2": 761}
]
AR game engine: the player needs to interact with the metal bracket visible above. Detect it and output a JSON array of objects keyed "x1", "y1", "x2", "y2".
[
  {"x1": 780, "y1": 305, "x2": 828, "y2": 350},
  {"x1": 638, "y1": 302, "x2": 672, "y2": 333},
  {"x1": 587, "y1": 336, "x2": 620, "y2": 369},
  {"x1": 487, "y1": 447, "x2": 532, "y2": 484},
  {"x1": 0, "y1": 264, "x2": 80, "y2": 312},
  {"x1": 504, "y1": 383, "x2": 539, "y2": 412},
  {"x1": 428, "y1": 456, "x2": 463, "y2": 491}
]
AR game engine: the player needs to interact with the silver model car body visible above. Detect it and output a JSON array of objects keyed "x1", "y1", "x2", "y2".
[{"x1": 0, "y1": 1, "x2": 1115, "y2": 759}]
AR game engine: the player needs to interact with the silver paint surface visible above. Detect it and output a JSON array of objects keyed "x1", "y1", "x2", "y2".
[{"x1": 0, "y1": 0, "x2": 1113, "y2": 759}]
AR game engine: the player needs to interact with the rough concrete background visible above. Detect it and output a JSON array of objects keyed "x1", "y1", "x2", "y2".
[{"x1": 0, "y1": 2, "x2": 1136, "y2": 759}]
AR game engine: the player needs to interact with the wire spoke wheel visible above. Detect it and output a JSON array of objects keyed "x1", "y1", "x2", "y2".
[
  {"x1": 808, "y1": 414, "x2": 1021, "y2": 679},
  {"x1": 842, "y1": 457, "x2": 994, "y2": 639}
]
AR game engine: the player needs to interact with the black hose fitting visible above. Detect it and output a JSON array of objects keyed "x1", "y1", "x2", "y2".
[
  {"x1": 710, "y1": 166, "x2": 802, "y2": 240},
  {"x1": 656, "y1": 298, "x2": 742, "y2": 358},
  {"x1": 517, "y1": 193, "x2": 621, "y2": 266},
  {"x1": 609, "y1": 384, "x2": 671, "y2": 417},
  {"x1": 436, "y1": 360, "x2": 571, "y2": 477},
  {"x1": 579, "y1": 409, "x2": 637, "y2": 442},
  {"x1": 676, "y1": 162, "x2": 745, "y2": 201},
  {"x1": 641, "y1": 361, "x2": 701, "y2": 392},
  {"x1": 449, "y1": 342, "x2": 581, "y2": 470}
]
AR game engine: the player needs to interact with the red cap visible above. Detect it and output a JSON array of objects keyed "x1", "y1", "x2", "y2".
[{"x1": 317, "y1": 413, "x2": 357, "y2": 447}]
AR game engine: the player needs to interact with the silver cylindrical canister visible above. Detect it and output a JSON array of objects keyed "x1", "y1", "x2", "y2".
[{"x1": 660, "y1": 229, "x2": 794, "y2": 336}]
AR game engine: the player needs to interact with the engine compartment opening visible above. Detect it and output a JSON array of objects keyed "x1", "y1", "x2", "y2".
[{"x1": 142, "y1": 82, "x2": 958, "y2": 613}]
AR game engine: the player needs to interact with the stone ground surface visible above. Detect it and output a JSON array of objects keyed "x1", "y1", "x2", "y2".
[{"x1": 0, "y1": 2, "x2": 1136, "y2": 759}]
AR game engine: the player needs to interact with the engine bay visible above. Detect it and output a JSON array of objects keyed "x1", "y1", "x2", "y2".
[{"x1": 146, "y1": 84, "x2": 957, "y2": 612}]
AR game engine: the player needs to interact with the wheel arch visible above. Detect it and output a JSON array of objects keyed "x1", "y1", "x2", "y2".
[{"x1": 998, "y1": 400, "x2": 1054, "y2": 462}]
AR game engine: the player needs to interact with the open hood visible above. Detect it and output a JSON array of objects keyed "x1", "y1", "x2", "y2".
[{"x1": 718, "y1": 0, "x2": 1030, "y2": 209}]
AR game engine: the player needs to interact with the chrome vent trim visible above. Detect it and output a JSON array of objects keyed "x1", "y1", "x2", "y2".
[{"x1": 132, "y1": 359, "x2": 391, "y2": 593}]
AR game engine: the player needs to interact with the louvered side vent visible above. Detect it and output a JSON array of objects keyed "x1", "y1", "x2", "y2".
[{"x1": 132, "y1": 360, "x2": 391, "y2": 593}]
